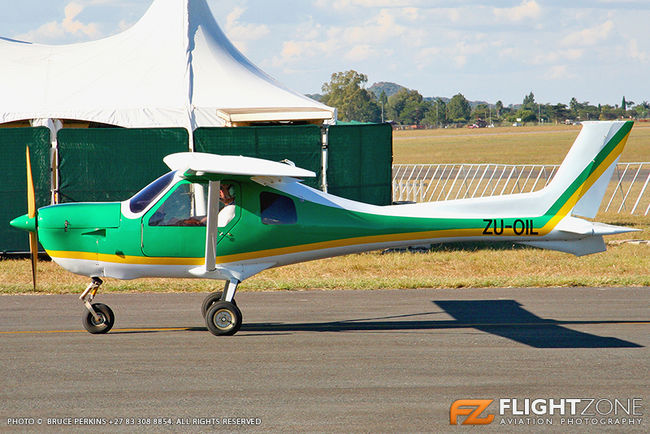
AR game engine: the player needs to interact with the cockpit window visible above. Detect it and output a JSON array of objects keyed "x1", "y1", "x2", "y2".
[
  {"x1": 129, "y1": 171, "x2": 176, "y2": 214},
  {"x1": 149, "y1": 182, "x2": 208, "y2": 227},
  {"x1": 260, "y1": 192, "x2": 297, "y2": 225}
]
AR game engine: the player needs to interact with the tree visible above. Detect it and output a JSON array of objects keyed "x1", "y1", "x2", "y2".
[
  {"x1": 548, "y1": 103, "x2": 570, "y2": 124},
  {"x1": 523, "y1": 91, "x2": 536, "y2": 109},
  {"x1": 568, "y1": 98, "x2": 600, "y2": 120},
  {"x1": 422, "y1": 98, "x2": 446, "y2": 127},
  {"x1": 471, "y1": 103, "x2": 490, "y2": 121},
  {"x1": 517, "y1": 109, "x2": 537, "y2": 123},
  {"x1": 388, "y1": 88, "x2": 428, "y2": 125},
  {"x1": 569, "y1": 97, "x2": 580, "y2": 117},
  {"x1": 634, "y1": 101, "x2": 649, "y2": 119},
  {"x1": 495, "y1": 100, "x2": 504, "y2": 117},
  {"x1": 599, "y1": 105, "x2": 618, "y2": 120},
  {"x1": 446, "y1": 93, "x2": 471, "y2": 123},
  {"x1": 321, "y1": 70, "x2": 380, "y2": 122}
]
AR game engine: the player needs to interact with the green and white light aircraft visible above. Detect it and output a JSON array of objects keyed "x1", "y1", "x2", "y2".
[{"x1": 10, "y1": 120, "x2": 636, "y2": 336}]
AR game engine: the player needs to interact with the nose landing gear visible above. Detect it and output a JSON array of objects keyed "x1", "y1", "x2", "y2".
[{"x1": 80, "y1": 277, "x2": 114, "y2": 334}]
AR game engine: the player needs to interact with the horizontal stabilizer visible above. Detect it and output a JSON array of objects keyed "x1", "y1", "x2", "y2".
[
  {"x1": 555, "y1": 216, "x2": 639, "y2": 236},
  {"x1": 591, "y1": 222, "x2": 641, "y2": 236},
  {"x1": 519, "y1": 236, "x2": 606, "y2": 256}
]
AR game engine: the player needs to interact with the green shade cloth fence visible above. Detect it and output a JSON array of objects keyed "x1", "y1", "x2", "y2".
[{"x1": 1, "y1": 124, "x2": 391, "y2": 252}]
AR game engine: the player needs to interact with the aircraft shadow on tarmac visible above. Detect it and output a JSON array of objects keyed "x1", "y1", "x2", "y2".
[
  {"x1": 236, "y1": 300, "x2": 643, "y2": 348},
  {"x1": 113, "y1": 300, "x2": 644, "y2": 348}
]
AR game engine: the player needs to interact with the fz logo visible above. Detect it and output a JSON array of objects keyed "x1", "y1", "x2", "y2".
[{"x1": 450, "y1": 399, "x2": 495, "y2": 425}]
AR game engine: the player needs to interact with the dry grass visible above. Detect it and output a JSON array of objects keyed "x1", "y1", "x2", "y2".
[{"x1": 393, "y1": 124, "x2": 650, "y2": 164}]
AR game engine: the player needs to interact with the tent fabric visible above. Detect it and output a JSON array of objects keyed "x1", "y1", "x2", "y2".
[{"x1": 0, "y1": 0, "x2": 335, "y2": 130}]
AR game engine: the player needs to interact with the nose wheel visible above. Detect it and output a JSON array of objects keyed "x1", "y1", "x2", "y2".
[
  {"x1": 80, "y1": 277, "x2": 115, "y2": 334},
  {"x1": 82, "y1": 303, "x2": 115, "y2": 334}
]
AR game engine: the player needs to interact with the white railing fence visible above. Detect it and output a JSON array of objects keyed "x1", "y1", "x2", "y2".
[{"x1": 392, "y1": 162, "x2": 650, "y2": 215}]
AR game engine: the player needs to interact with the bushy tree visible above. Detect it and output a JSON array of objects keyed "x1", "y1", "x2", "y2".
[
  {"x1": 635, "y1": 101, "x2": 649, "y2": 119},
  {"x1": 548, "y1": 103, "x2": 570, "y2": 123},
  {"x1": 471, "y1": 103, "x2": 490, "y2": 121},
  {"x1": 422, "y1": 98, "x2": 446, "y2": 127},
  {"x1": 495, "y1": 100, "x2": 504, "y2": 117},
  {"x1": 522, "y1": 91, "x2": 536, "y2": 109},
  {"x1": 321, "y1": 70, "x2": 381, "y2": 122},
  {"x1": 446, "y1": 93, "x2": 471, "y2": 123},
  {"x1": 387, "y1": 88, "x2": 428, "y2": 125}
]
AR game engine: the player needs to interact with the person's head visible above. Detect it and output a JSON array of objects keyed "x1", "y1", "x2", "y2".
[{"x1": 220, "y1": 184, "x2": 234, "y2": 203}]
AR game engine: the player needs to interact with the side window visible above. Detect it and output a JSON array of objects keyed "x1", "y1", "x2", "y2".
[
  {"x1": 218, "y1": 183, "x2": 237, "y2": 228},
  {"x1": 149, "y1": 182, "x2": 208, "y2": 226},
  {"x1": 260, "y1": 192, "x2": 297, "y2": 225}
]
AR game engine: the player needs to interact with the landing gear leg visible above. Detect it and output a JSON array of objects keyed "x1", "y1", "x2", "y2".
[
  {"x1": 205, "y1": 279, "x2": 242, "y2": 336},
  {"x1": 80, "y1": 277, "x2": 114, "y2": 334}
]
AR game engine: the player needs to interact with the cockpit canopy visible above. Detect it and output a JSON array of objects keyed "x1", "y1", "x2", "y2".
[{"x1": 129, "y1": 171, "x2": 176, "y2": 214}]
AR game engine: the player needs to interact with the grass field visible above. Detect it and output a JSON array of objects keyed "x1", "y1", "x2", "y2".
[
  {"x1": 1, "y1": 124, "x2": 648, "y2": 294},
  {"x1": 393, "y1": 124, "x2": 650, "y2": 164}
]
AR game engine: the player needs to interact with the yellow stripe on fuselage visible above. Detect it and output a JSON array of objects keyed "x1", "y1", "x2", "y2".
[{"x1": 46, "y1": 227, "x2": 483, "y2": 267}]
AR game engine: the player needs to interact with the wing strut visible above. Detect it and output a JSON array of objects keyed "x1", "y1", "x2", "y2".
[{"x1": 204, "y1": 180, "x2": 220, "y2": 272}]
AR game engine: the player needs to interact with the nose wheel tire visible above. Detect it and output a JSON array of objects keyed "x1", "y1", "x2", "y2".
[
  {"x1": 205, "y1": 301, "x2": 242, "y2": 336},
  {"x1": 82, "y1": 303, "x2": 115, "y2": 334},
  {"x1": 201, "y1": 291, "x2": 236, "y2": 318}
]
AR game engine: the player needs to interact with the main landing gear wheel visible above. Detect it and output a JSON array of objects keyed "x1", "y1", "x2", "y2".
[
  {"x1": 205, "y1": 301, "x2": 242, "y2": 336},
  {"x1": 82, "y1": 303, "x2": 115, "y2": 334},
  {"x1": 201, "y1": 291, "x2": 237, "y2": 318}
]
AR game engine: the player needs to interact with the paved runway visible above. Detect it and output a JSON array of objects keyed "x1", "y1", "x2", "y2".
[{"x1": 1, "y1": 287, "x2": 648, "y2": 432}]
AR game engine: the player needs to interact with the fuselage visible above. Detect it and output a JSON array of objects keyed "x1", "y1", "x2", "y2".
[{"x1": 21, "y1": 171, "x2": 578, "y2": 282}]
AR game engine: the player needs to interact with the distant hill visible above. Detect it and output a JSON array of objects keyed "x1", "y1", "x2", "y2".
[{"x1": 368, "y1": 82, "x2": 406, "y2": 99}]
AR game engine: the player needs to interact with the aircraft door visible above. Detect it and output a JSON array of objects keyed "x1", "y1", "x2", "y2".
[{"x1": 141, "y1": 180, "x2": 240, "y2": 258}]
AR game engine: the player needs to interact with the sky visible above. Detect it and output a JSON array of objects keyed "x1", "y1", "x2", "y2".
[{"x1": 1, "y1": 0, "x2": 649, "y2": 106}]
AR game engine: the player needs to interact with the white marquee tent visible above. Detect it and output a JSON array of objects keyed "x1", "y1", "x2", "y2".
[{"x1": 0, "y1": 0, "x2": 336, "y2": 133}]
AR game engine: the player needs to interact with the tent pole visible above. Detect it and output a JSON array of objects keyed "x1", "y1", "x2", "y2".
[
  {"x1": 30, "y1": 118, "x2": 62, "y2": 204},
  {"x1": 321, "y1": 126, "x2": 329, "y2": 193},
  {"x1": 50, "y1": 120, "x2": 62, "y2": 204},
  {"x1": 187, "y1": 126, "x2": 195, "y2": 152}
]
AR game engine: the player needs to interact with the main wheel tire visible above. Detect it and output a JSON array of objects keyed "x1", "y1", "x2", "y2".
[
  {"x1": 205, "y1": 301, "x2": 242, "y2": 336},
  {"x1": 82, "y1": 303, "x2": 115, "y2": 334},
  {"x1": 201, "y1": 291, "x2": 236, "y2": 317}
]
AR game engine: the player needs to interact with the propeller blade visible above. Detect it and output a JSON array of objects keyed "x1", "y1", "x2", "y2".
[
  {"x1": 26, "y1": 146, "x2": 36, "y2": 219},
  {"x1": 29, "y1": 232, "x2": 38, "y2": 291},
  {"x1": 26, "y1": 146, "x2": 38, "y2": 290}
]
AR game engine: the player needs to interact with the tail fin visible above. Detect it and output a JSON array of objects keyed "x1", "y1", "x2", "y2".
[
  {"x1": 542, "y1": 120, "x2": 633, "y2": 219},
  {"x1": 519, "y1": 121, "x2": 636, "y2": 256}
]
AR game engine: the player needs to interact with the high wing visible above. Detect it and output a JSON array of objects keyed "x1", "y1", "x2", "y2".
[{"x1": 163, "y1": 152, "x2": 316, "y2": 179}]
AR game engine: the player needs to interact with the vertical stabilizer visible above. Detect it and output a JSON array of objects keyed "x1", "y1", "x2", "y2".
[{"x1": 542, "y1": 121, "x2": 633, "y2": 219}]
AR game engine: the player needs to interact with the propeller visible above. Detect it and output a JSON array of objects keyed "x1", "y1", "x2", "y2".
[{"x1": 26, "y1": 146, "x2": 38, "y2": 290}]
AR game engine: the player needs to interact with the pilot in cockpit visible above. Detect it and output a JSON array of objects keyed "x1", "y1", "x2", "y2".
[
  {"x1": 149, "y1": 182, "x2": 235, "y2": 227},
  {"x1": 217, "y1": 183, "x2": 235, "y2": 227}
]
